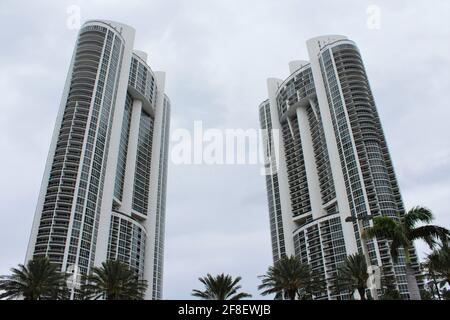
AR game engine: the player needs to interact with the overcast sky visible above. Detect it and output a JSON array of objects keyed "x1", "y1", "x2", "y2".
[{"x1": 0, "y1": 0, "x2": 449, "y2": 299}]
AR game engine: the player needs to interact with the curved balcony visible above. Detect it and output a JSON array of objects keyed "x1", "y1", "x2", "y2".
[
  {"x1": 107, "y1": 211, "x2": 147, "y2": 278},
  {"x1": 128, "y1": 55, "x2": 157, "y2": 115},
  {"x1": 35, "y1": 27, "x2": 107, "y2": 263},
  {"x1": 275, "y1": 65, "x2": 316, "y2": 122}
]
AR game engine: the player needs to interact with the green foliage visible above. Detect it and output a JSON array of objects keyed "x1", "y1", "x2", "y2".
[
  {"x1": 420, "y1": 241, "x2": 450, "y2": 300},
  {"x1": 80, "y1": 260, "x2": 147, "y2": 300},
  {"x1": 0, "y1": 257, "x2": 69, "y2": 300},
  {"x1": 335, "y1": 253, "x2": 369, "y2": 300},
  {"x1": 379, "y1": 267, "x2": 402, "y2": 300},
  {"x1": 191, "y1": 273, "x2": 251, "y2": 300},
  {"x1": 258, "y1": 255, "x2": 326, "y2": 300},
  {"x1": 420, "y1": 288, "x2": 435, "y2": 300},
  {"x1": 363, "y1": 206, "x2": 449, "y2": 263},
  {"x1": 441, "y1": 288, "x2": 450, "y2": 300},
  {"x1": 426, "y1": 243, "x2": 450, "y2": 286}
]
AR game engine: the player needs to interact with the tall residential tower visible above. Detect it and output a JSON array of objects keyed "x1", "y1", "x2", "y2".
[
  {"x1": 259, "y1": 35, "x2": 422, "y2": 300},
  {"x1": 26, "y1": 20, "x2": 170, "y2": 299}
]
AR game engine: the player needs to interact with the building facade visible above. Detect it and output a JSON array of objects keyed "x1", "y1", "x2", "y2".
[
  {"x1": 25, "y1": 20, "x2": 170, "y2": 299},
  {"x1": 259, "y1": 35, "x2": 422, "y2": 299}
]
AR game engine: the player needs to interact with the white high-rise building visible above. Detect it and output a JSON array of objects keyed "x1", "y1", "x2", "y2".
[
  {"x1": 25, "y1": 20, "x2": 170, "y2": 300},
  {"x1": 259, "y1": 35, "x2": 422, "y2": 300}
]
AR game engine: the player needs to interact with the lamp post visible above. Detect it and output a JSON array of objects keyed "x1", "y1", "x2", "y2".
[{"x1": 345, "y1": 214, "x2": 380, "y2": 300}]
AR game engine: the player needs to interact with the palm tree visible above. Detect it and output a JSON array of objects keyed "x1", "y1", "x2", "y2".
[
  {"x1": 336, "y1": 253, "x2": 369, "y2": 300},
  {"x1": 362, "y1": 206, "x2": 449, "y2": 300},
  {"x1": 0, "y1": 257, "x2": 69, "y2": 300},
  {"x1": 426, "y1": 243, "x2": 450, "y2": 286},
  {"x1": 421, "y1": 242, "x2": 450, "y2": 299},
  {"x1": 192, "y1": 273, "x2": 252, "y2": 300},
  {"x1": 379, "y1": 266, "x2": 402, "y2": 300},
  {"x1": 258, "y1": 255, "x2": 325, "y2": 300},
  {"x1": 301, "y1": 268, "x2": 326, "y2": 300},
  {"x1": 80, "y1": 260, "x2": 147, "y2": 300},
  {"x1": 421, "y1": 262, "x2": 442, "y2": 300}
]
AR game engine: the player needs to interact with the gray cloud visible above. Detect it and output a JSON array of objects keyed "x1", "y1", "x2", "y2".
[{"x1": 0, "y1": 0, "x2": 449, "y2": 299}]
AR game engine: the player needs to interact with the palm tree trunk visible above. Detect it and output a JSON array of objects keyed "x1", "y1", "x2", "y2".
[
  {"x1": 431, "y1": 271, "x2": 441, "y2": 300},
  {"x1": 357, "y1": 288, "x2": 366, "y2": 300},
  {"x1": 405, "y1": 263, "x2": 421, "y2": 300},
  {"x1": 288, "y1": 290, "x2": 296, "y2": 300}
]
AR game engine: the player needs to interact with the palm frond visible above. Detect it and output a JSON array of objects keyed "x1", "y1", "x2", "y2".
[
  {"x1": 404, "y1": 207, "x2": 433, "y2": 230},
  {"x1": 258, "y1": 255, "x2": 319, "y2": 300},
  {"x1": 362, "y1": 216, "x2": 401, "y2": 240},
  {"x1": 409, "y1": 225, "x2": 450, "y2": 250},
  {"x1": 335, "y1": 253, "x2": 369, "y2": 300},
  {"x1": 192, "y1": 273, "x2": 251, "y2": 300},
  {"x1": 230, "y1": 292, "x2": 252, "y2": 300},
  {"x1": 0, "y1": 257, "x2": 68, "y2": 300},
  {"x1": 80, "y1": 260, "x2": 147, "y2": 300},
  {"x1": 426, "y1": 244, "x2": 450, "y2": 285}
]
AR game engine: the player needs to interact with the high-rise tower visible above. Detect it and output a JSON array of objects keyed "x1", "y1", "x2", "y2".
[
  {"x1": 259, "y1": 35, "x2": 422, "y2": 300},
  {"x1": 26, "y1": 20, "x2": 170, "y2": 299}
]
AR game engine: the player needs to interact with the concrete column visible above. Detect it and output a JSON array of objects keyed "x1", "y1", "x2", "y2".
[
  {"x1": 295, "y1": 105, "x2": 323, "y2": 219},
  {"x1": 120, "y1": 99, "x2": 143, "y2": 214},
  {"x1": 266, "y1": 78, "x2": 295, "y2": 257},
  {"x1": 90, "y1": 21, "x2": 136, "y2": 269},
  {"x1": 306, "y1": 37, "x2": 358, "y2": 256},
  {"x1": 143, "y1": 72, "x2": 166, "y2": 299}
]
